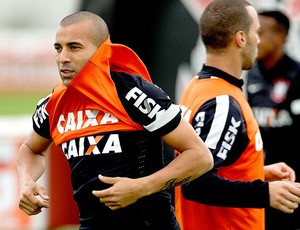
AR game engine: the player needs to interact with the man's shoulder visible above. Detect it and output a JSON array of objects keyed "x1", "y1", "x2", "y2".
[{"x1": 36, "y1": 93, "x2": 52, "y2": 108}]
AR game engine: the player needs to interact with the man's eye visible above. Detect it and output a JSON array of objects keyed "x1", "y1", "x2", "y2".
[
  {"x1": 71, "y1": 46, "x2": 80, "y2": 50},
  {"x1": 54, "y1": 46, "x2": 62, "y2": 52}
]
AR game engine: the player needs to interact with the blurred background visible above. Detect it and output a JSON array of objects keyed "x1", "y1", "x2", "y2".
[{"x1": 0, "y1": 0, "x2": 299, "y2": 229}]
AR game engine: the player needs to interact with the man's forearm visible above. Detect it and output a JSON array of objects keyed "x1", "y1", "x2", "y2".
[
  {"x1": 17, "y1": 143, "x2": 47, "y2": 183},
  {"x1": 182, "y1": 172, "x2": 269, "y2": 208}
]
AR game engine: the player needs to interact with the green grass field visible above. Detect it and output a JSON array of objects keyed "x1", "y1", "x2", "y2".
[{"x1": 0, "y1": 92, "x2": 46, "y2": 115}]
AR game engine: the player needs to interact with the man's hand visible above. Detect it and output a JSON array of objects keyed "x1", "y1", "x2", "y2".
[
  {"x1": 19, "y1": 181, "x2": 49, "y2": 215},
  {"x1": 92, "y1": 175, "x2": 145, "y2": 210},
  {"x1": 269, "y1": 181, "x2": 300, "y2": 213},
  {"x1": 264, "y1": 162, "x2": 296, "y2": 182}
]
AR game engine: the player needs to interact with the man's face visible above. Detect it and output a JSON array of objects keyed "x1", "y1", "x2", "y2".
[
  {"x1": 242, "y1": 6, "x2": 260, "y2": 70},
  {"x1": 256, "y1": 15, "x2": 283, "y2": 61},
  {"x1": 54, "y1": 20, "x2": 98, "y2": 86}
]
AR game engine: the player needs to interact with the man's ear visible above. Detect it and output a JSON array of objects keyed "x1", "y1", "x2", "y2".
[{"x1": 235, "y1": 31, "x2": 246, "y2": 48}]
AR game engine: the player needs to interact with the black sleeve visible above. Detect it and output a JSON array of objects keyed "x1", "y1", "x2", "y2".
[
  {"x1": 32, "y1": 94, "x2": 51, "y2": 139},
  {"x1": 192, "y1": 95, "x2": 248, "y2": 167},
  {"x1": 182, "y1": 172, "x2": 269, "y2": 208},
  {"x1": 111, "y1": 72, "x2": 181, "y2": 136}
]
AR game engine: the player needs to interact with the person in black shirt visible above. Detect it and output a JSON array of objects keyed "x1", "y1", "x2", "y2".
[
  {"x1": 16, "y1": 11, "x2": 213, "y2": 230},
  {"x1": 246, "y1": 10, "x2": 300, "y2": 230}
]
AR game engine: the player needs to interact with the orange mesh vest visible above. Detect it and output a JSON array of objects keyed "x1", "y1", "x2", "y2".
[
  {"x1": 46, "y1": 37, "x2": 151, "y2": 145},
  {"x1": 175, "y1": 77, "x2": 265, "y2": 230}
]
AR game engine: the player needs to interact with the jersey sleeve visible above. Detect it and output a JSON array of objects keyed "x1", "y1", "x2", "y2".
[
  {"x1": 111, "y1": 72, "x2": 181, "y2": 136},
  {"x1": 182, "y1": 172, "x2": 269, "y2": 208},
  {"x1": 32, "y1": 94, "x2": 51, "y2": 139},
  {"x1": 192, "y1": 94, "x2": 248, "y2": 167}
]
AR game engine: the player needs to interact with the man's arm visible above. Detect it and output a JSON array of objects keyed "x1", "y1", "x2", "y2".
[
  {"x1": 182, "y1": 172, "x2": 269, "y2": 207},
  {"x1": 92, "y1": 118, "x2": 213, "y2": 210},
  {"x1": 181, "y1": 96, "x2": 300, "y2": 213},
  {"x1": 264, "y1": 162, "x2": 296, "y2": 182},
  {"x1": 182, "y1": 170, "x2": 300, "y2": 213},
  {"x1": 17, "y1": 130, "x2": 53, "y2": 215}
]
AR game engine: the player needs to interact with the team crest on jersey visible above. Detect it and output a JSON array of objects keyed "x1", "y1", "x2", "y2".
[{"x1": 271, "y1": 78, "x2": 290, "y2": 103}]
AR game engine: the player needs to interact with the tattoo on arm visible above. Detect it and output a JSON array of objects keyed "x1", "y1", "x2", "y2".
[{"x1": 161, "y1": 176, "x2": 192, "y2": 191}]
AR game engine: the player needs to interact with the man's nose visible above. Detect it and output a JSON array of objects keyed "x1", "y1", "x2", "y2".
[{"x1": 58, "y1": 49, "x2": 71, "y2": 63}]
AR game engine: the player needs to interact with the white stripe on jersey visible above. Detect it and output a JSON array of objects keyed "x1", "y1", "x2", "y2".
[
  {"x1": 205, "y1": 95, "x2": 229, "y2": 149},
  {"x1": 144, "y1": 104, "x2": 180, "y2": 132}
]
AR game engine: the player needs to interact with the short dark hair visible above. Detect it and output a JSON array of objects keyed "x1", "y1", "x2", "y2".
[
  {"x1": 200, "y1": 0, "x2": 252, "y2": 53},
  {"x1": 60, "y1": 11, "x2": 109, "y2": 47},
  {"x1": 258, "y1": 10, "x2": 290, "y2": 35}
]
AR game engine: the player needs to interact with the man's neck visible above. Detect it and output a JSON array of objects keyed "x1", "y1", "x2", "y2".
[
  {"x1": 260, "y1": 49, "x2": 285, "y2": 70},
  {"x1": 205, "y1": 53, "x2": 242, "y2": 80}
]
